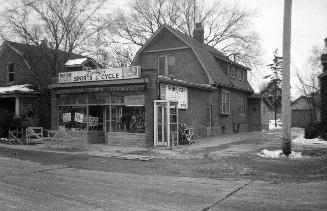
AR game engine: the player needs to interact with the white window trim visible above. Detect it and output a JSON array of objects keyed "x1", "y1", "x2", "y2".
[{"x1": 221, "y1": 90, "x2": 230, "y2": 115}]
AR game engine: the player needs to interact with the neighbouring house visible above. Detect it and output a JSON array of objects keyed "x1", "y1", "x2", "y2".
[
  {"x1": 0, "y1": 40, "x2": 90, "y2": 137},
  {"x1": 248, "y1": 93, "x2": 272, "y2": 131},
  {"x1": 291, "y1": 95, "x2": 321, "y2": 128},
  {"x1": 320, "y1": 37, "x2": 327, "y2": 130}
]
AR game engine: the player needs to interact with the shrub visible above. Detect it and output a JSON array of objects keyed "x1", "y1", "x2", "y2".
[{"x1": 304, "y1": 122, "x2": 325, "y2": 139}]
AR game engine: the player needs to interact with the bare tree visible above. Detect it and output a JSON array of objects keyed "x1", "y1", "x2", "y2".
[
  {"x1": 110, "y1": 0, "x2": 262, "y2": 68},
  {"x1": 2, "y1": 0, "x2": 108, "y2": 74}
]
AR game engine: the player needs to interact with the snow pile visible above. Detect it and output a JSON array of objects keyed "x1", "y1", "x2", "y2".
[
  {"x1": 269, "y1": 119, "x2": 282, "y2": 130},
  {"x1": 0, "y1": 84, "x2": 34, "y2": 94},
  {"x1": 258, "y1": 149, "x2": 304, "y2": 159},
  {"x1": 291, "y1": 128, "x2": 327, "y2": 146},
  {"x1": 293, "y1": 136, "x2": 327, "y2": 146}
]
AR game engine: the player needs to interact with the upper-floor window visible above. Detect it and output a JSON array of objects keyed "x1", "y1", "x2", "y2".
[
  {"x1": 83, "y1": 66, "x2": 92, "y2": 71},
  {"x1": 239, "y1": 96, "x2": 246, "y2": 115},
  {"x1": 221, "y1": 90, "x2": 230, "y2": 114},
  {"x1": 7, "y1": 63, "x2": 14, "y2": 82},
  {"x1": 158, "y1": 55, "x2": 175, "y2": 76}
]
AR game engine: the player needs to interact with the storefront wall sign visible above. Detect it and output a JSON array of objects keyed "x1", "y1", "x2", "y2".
[
  {"x1": 124, "y1": 95, "x2": 145, "y2": 106},
  {"x1": 160, "y1": 84, "x2": 188, "y2": 109},
  {"x1": 59, "y1": 66, "x2": 141, "y2": 83}
]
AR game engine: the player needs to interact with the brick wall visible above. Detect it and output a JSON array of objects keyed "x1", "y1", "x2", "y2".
[
  {"x1": 177, "y1": 87, "x2": 214, "y2": 138},
  {"x1": 218, "y1": 88, "x2": 249, "y2": 134},
  {"x1": 106, "y1": 132, "x2": 146, "y2": 147}
]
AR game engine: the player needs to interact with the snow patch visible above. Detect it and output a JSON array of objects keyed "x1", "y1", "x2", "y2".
[
  {"x1": 0, "y1": 84, "x2": 34, "y2": 94},
  {"x1": 293, "y1": 136, "x2": 327, "y2": 146},
  {"x1": 258, "y1": 149, "x2": 304, "y2": 159},
  {"x1": 65, "y1": 58, "x2": 88, "y2": 66},
  {"x1": 269, "y1": 119, "x2": 282, "y2": 130}
]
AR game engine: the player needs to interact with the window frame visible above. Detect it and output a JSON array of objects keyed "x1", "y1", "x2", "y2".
[
  {"x1": 239, "y1": 95, "x2": 246, "y2": 115},
  {"x1": 158, "y1": 55, "x2": 175, "y2": 76},
  {"x1": 7, "y1": 62, "x2": 15, "y2": 83},
  {"x1": 221, "y1": 90, "x2": 230, "y2": 115}
]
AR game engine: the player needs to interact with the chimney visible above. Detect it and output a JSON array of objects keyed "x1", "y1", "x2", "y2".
[
  {"x1": 193, "y1": 22, "x2": 204, "y2": 43},
  {"x1": 40, "y1": 38, "x2": 48, "y2": 48},
  {"x1": 322, "y1": 37, "x2": 327, "y2": 72}
]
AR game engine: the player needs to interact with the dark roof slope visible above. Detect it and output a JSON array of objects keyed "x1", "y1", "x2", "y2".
[
  {"x1": 5, "y1": 41, "x2": 85, "y2": 73},
  {"x1": 166, "y1": 26, "x2": 253, "y2": 92}
]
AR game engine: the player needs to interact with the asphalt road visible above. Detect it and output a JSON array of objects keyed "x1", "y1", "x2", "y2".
[{"x1": 0, "y1": 156, "x2": 326, "y2": 211}]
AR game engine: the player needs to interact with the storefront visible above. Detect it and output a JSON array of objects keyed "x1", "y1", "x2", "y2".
[{"x1": 49, "y1": 66, "x2": 153, "y2": 146}]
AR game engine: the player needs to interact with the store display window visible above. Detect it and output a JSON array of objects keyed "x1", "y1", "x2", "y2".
[
  {"x1": 58, "y1": 93, "x2": 145, "y2": 133},
  {"x1": 106, "y1": 106, "x2": 145, "y2": 133},
  {"x1": 59, "y1": 106, "x2": 87, "y2": 131}
]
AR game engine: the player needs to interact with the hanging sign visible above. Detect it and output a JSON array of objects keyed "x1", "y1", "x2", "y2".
[
  {"x1": 74, "y1": 113, "x2": 84, "y2": 123},
  {"x1": 160, "y1": 84, "x2": 188, "y2": 109},
  {"x1": 58, "y1": 66, "x2": 141, "y2": 83},
  {"x1": 89, "y1": 117, "x2": 99, "y2": 126}
]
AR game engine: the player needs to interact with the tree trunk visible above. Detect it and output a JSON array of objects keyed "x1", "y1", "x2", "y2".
[
  {"x1": 282, "y1": 0, "x2": 292, "y2": 155},
  {"x1": 275, "y1": 83, "x2": 277, "y2": 127}
]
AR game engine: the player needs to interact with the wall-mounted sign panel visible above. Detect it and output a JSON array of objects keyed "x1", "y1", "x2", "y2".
[
  {"x1": 58, "y1": 66, "x2": 141, "y2": 83},
  {"x1": 160, "y1": 84, "x2": 188, "y2": 109}
]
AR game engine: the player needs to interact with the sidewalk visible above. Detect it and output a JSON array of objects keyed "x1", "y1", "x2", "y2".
[{"x1": 0, "y1": 130, "x2": 271, "y2": 160}]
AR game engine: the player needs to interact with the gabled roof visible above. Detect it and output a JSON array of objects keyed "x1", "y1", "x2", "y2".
[
  {"x1": 291, "y1": 95, "x2": 321, "y2": 107},
  {"x1": 133, "y1": 25, "x2": 253, "y2": 93}
]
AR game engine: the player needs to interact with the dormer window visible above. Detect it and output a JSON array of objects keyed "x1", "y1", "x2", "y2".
[
  {"x1": 228, "y1": 65, "x2": 245, "y2": 81},
  {"x1": 7, "y1": 63, "x2": 14, "y2": 82},
  {"x1": 158, "y1": 55, "x2": 175, "y2": 76}
]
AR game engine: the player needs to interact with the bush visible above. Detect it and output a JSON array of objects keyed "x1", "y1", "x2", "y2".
[{"x1": 304, "y1": 122, "x2": 325, "y2": 139}]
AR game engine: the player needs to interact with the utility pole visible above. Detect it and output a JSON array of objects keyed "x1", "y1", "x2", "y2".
[{"x1": 282, "y1": 0, "x2": 292, "y2": 155}]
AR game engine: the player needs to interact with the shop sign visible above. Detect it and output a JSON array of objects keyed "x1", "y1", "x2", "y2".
[
  {"x1": 160, "y1": 84, "x2": 188, "y2": 109},
  {"x1": 58, "y1": 66, "x2": 141, "y2": 83},
  {"x1": 124, "y1": 95, "x2": 144, "y2": 106}
]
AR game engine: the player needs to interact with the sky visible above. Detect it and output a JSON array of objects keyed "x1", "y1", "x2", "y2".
[
  {"x1": 110, "y1": 0, "x2": 327, "y2": 97},
  {"x1": 233, "y1": 0, "x2": 327, "y2": 97},
  {"x1": 1, "y1": 0, "x2": 326, "y2": 98}
]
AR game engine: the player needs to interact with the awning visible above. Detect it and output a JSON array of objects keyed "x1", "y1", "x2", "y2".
[{"x1": 0, "y1": 84, "x2": 38, "y2": 96}]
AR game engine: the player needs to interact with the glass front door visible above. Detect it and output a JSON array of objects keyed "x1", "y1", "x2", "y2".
[
  {"x1": 154, "y1": 100, "x2": 178, "y2": 148},
  {"x1": 157, "y1": 105, "x2": 167, "y2": 145}
]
